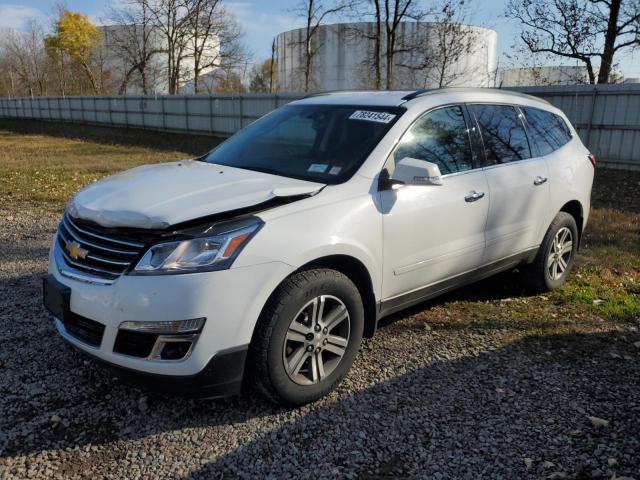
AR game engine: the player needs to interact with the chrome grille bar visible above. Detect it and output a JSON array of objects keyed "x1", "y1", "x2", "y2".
[{"x1": 56, "y1": 213, "x2": 149, "y2": 282}]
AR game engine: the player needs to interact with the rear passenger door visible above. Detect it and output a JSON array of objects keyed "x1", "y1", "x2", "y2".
[{"x1": 468, "y1": 104, "x2": 550, "y2": 264}]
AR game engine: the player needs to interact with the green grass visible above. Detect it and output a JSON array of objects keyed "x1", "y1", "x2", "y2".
[{"x1": 1, "y1": 122, "x2": 639, "y2": 338}]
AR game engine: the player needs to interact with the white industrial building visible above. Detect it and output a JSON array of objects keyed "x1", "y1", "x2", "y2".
[
  {"x1": 275, "y1": 22, "x2": 498, "y2": 91},
  {"x1": 500, "y1": 66, "x2": 591, "y2": 87}
]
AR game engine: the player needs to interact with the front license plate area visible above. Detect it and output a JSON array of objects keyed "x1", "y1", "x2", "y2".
[{"x1": 43, "y1": 274, "x2": 71, "y2": 321}]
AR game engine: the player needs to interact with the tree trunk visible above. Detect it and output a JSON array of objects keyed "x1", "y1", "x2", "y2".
[
  {"x1": 597, "y1": 0, "x2": 621, "y2": 84},
  {"x1": 80, "y1": 61, "x2": 100, "y2": 95},
  {"x1": 585, "y1": 58, "x2": 596, "y2": 84},
  {"x1": 304, "y1": 0, "x2": 314, "y2": 92},
  {"x1": 270, "y1": 39, "x2": 276, "y2": 93},
  {"x1": 373, "y1": 1, "x2": 382, "y2": 89}
]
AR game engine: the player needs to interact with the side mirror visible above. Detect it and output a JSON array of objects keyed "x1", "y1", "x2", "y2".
[{"x1": 392, "y1": 157, "x2": 444, "y2": 186}]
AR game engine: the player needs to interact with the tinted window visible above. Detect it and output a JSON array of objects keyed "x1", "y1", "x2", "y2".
[
  {"x1": 469, "y1": 105, "x2": 531, "y2": 164},
  {"x1": 523, "y1": 107, "x2": 572, "y2": 156},
  {"x1": 204, "y1": 105, "x2": 402, "y2": 184},
  {"x1": 393, "y1": 105, "x2": 473, "y2": 174}
]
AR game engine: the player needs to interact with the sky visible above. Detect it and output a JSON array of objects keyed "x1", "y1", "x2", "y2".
[{"x1": 1, "y1": 0, "x2": 638, "y2": 77}]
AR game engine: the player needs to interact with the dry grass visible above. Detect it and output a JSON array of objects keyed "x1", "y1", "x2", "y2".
[
  {"x1": 1, "y1": 122, "x2": 638, "y2": 337},
  {"x1": 0, "y1": 129, "x2": 201, "y2": 209}
]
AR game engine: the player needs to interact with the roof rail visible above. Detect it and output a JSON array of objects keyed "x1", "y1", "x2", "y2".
[
  {"x1": 401, "y1": 88, "x2": 432, "y2": 101},
  {"x1": 302, "y1": 89, "x2": 371, "y2": 99}
]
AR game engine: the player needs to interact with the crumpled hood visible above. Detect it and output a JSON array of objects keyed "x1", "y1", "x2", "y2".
[{"x1": 69, "y1": 160, "x2": 324, "y2": 229}]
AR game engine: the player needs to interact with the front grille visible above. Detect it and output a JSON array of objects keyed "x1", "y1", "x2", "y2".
[
  {"x1": 63, "y1": 312, "x2": 105, "y2": 347},
  {"x1": 114, "y1": 330, "x2": 158, "y2": 358},
  {"x1": 56, "y1": 213, "x2": 147, "y2": 280}
]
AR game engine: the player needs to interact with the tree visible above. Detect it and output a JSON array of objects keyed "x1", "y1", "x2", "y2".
[
  {"x1": 249, "y1": 58, "x2": 278, "y2": 92},
  {"x1": 210, "y1": 68, "x2": 246, "y2": 92},
  {"x1": 506, "y1": 0, "x2": 640, "y2": 84},
  {"x1": 45, "y1": 10, "x2": 103, "y2": 94},
  {"x1": 187, "y1": 0, "x2": 248, "y2": 93},
  {"x1": 107, "y1": 0, "x2": 165, "y2": 94},
  {"x1": 1, "y1": 21, "x2": 50, "y2": 96},
  {"x1": 292, "y1": 0, "x2": 350, "y2": 91},
  {"x1": 398, "y1": 0, "x2": 479, "y2": 87},
  {"x1": 348, "y1": 0, "x2": 428, "y2": 89}
]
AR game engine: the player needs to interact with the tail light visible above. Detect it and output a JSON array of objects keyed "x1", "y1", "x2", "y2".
[{"x1": 588, "y1": 153, "x2": 597, "y2": 167}]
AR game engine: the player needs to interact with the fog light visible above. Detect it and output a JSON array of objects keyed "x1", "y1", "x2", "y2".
[
  {"x1": 119, "y1": 318, "x2": 205, "y2": 334},
  {"x1": 160, "y1": 341, "x2": 193, "y2": 360}
]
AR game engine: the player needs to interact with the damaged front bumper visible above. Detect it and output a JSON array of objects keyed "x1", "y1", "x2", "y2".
[{"x1": 47, "y1": 241, "x2": 293, "y2": 396}]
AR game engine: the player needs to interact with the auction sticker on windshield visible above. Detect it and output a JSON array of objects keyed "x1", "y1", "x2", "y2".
[{"x1": 349, "y1": 110, "x2": 396, "y2": 124}]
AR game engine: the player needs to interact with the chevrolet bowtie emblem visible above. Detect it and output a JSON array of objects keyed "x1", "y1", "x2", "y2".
[{"x1": 65, "y1": 240, "x2": 89, "y2": 260}]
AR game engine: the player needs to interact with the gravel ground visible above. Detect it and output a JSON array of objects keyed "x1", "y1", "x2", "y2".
[{"x1": 1, "y1": 206, "x2": 639, "y2": 480}]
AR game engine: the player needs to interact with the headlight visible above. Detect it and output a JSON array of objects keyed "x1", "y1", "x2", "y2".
[{"x1": 133, "y1": 218, "x2": 262, "y2": 274}]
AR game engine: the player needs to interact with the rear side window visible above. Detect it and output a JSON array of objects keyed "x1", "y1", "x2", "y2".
[
  {"x1": 393, "y1": 105, "x2": 473, "y2": 174},
  {"x1": 469, "y1": 105, "x2": 531, "y2": 165},
  {"x1": 522, "y1": 107, "x2": 572, "y2": 156}
]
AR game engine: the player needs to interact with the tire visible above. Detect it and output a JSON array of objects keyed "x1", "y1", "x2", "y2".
[
  {"x1": 526, "y1": 212, "x2": 579, "y2": 291},
  {"x1": 249, "y1": 268, "x2": 364, "y2": 406}
]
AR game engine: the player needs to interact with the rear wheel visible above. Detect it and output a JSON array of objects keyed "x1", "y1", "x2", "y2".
[
  {"x1": 526, "y1": 212, "x2": 578, "y2": 291},
  {"x1": 250, "y1": 269, "x2": 364, "y2": 406}
]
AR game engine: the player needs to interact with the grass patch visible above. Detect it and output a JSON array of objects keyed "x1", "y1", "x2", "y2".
[{"x1": 0, "y1": 130, "x2": 192, "y2": 209}]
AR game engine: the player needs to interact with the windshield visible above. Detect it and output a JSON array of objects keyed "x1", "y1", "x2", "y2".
[{"x1": 202, "y1": 104, "x2": 404, "y2": 184}]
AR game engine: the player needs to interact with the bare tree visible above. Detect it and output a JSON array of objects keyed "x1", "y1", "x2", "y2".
[
  {"x1": 187, "y1": 0, "x2": 248, "y2": 93},
  {"x1": 249, "y1": 58, "x2": 278, "y2": 92},
  {"x1": 145, "y1": 0, "x2": 193, "y2": 94},
  {"x1": 348, "y1": 0, "x2": 428, "y2": 89},
  {"x1": 292, "y1": 0, "x2": 350, "y2": 91},
  {"x1": 108, "y1": 0, "x2": 165, "y2": 94},
  {"x1": 401, "y1": 0, "x2": 478, "y2": 88},
  {"x1": 506, "y1": 0, "x2": 640, "y2": 84},
  {"x1": 1, "y1": 21, "x2": 50, "y2": 97}
]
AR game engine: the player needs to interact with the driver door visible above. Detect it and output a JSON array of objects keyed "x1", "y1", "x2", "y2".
[{"x1": 379, "y1": 105, "x2": 489, "y2": 306}]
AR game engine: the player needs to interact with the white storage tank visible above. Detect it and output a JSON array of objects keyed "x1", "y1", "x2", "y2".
[{"x1": 275, "y1": 21, "x2": 498, "y2": 91}]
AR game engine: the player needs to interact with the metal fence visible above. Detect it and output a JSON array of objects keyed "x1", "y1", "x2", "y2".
[{"x1": 1, "y1": 84, "x2": 639, "y2": 169}]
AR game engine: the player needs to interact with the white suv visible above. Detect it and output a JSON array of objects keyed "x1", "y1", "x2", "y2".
[{"x1": 44, "y1": 89, "x2": 595, "y2": 405}]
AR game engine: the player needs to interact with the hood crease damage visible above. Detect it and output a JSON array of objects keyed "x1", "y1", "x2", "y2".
[{"x1": 69, "y1": 160, "x2": 324, "y2": 229}]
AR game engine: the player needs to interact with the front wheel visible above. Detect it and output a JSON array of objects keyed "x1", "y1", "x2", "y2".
[
  {"x1": 250, "y1": 269, "x2": 364, "y2": 406},
  {"x1": 526, "y1": 212, "x2": 579, "y2": 291}
]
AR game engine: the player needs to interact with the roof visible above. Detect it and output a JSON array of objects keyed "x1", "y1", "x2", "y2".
[
  {"x1": 290, "y1": 90, "x2": 415, "y2": 107},
  {"x1": 291, "y1": 87, "x2": 551, "y2": 108}
]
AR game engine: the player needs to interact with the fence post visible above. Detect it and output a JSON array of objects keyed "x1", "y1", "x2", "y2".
[
  {"x1": 141, "y1": 97, "x2": 146, "y2": 130},
  {"x1": 184, "y1": 96, "x2": 189, "y2": 133},
  {"x1": 239, "y1": 95, "x2": 244, "y2": 130},
  {"x1": 209, "y1": 95, "x2": 214, "y2": 134},
  {"x1": 585, "y1": 86, "x2": 598, "y2": 146},
  {"x1": 124, "y1": 96, "x2": 129, "y2": 128},
  {"x1": 161, "y1": 96, "x2": 166, "y2": 130}
]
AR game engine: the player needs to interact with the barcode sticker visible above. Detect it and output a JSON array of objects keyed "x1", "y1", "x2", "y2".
[{"x1": 349, "y1": 110, "x2": 396, "y2": 124}]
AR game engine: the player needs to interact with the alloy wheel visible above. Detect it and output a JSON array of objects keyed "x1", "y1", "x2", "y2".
[
  {"x1": 547, "y1": 227, "x2": 573, "y2": 281},
  {"x1": 282, "y1": 295, "x2": 350, "y2": 386}
]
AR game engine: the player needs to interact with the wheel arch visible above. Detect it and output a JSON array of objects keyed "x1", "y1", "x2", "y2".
[
  {"x1": 559, "y1": 200, "x2": 584, "y2": 246},
  {"x1": 298, "y1": 255, "x2": 378, "y2": 338}
]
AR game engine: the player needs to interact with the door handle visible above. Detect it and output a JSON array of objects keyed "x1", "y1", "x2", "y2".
[
  {"x1": 465, "y1": 191, "x2": 485, "y2": 202},
  {"x1": 534, "y1": 176, "x2": 548, "y2": 186}
]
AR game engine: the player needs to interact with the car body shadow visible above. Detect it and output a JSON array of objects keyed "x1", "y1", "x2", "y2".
[{"x1": 187, "y1": 330, "x2": 640, "y2": 479}]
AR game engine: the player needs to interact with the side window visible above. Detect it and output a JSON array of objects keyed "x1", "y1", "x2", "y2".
[
  {"x1": 469, "y1": 104, "x2": 531, "y2": 164},
  {"x1": 393, "y1": 105, "x2": 473, "y2": 175},
  {"x1": 522, "y1": 107, "x2": 572, "y2": 156}
]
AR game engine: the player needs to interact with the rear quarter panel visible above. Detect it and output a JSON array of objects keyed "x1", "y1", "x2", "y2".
[{"x1": 541, "y1": 130, "x2": 595, "y2": 243}]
